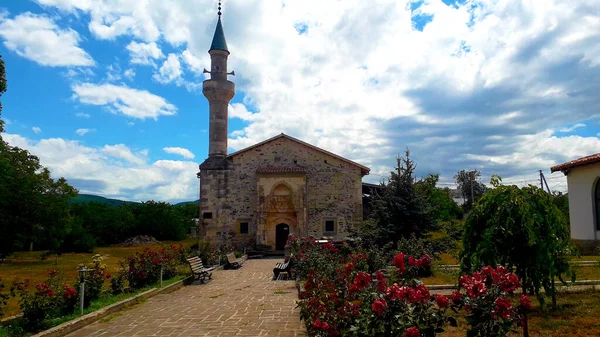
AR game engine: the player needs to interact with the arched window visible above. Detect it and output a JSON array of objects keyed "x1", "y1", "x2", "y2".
[{"x1": 596, "y1": 178, "x2": 600, "y2": 230}]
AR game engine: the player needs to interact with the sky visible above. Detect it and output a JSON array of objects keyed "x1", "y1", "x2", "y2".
[{"x1": 0, "y1": 0, "x2": 599, "y2": 203}]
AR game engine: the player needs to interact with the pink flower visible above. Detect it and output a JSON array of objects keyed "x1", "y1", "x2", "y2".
[{"x1": 451, "y1": 290, "x2": 462, "y2": 303}]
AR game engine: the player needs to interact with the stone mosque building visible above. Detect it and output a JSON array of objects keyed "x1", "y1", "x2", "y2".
[{"x1": 197, "y1": 12, "x2": 370, "y2": 251}]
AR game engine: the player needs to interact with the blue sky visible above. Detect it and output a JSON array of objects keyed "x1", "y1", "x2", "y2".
[{"x1": 1, "y1": 0, "x2": 599, "y2": 202}]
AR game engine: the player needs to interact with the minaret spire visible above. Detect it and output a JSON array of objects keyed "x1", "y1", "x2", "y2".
[{"x1": 202, "y1": 1, "x2": 235, "y2": 158}]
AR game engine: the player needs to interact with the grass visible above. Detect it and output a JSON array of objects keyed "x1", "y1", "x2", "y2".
[
  {"x1": 0, "y1": 238, "x2": 196, "y2": 317},
  {"x1": 441, "y1": 289, "x2": 600, "y2": 336}
]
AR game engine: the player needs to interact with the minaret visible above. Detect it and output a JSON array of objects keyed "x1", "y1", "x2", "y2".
[{"x1": 203, "y1": 3, "x2": 235, "y2": 158}]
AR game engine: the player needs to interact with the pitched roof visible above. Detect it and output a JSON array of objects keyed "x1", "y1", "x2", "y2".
[
  {"x1": 209, "y1": 17, "x2": 229, "y2": 53},
  {"x1": 550, "y1": 153, "x2": 600, "y2": 173},
  {"x1": 228, "y1": 133, "x2": 370, "y2": 176}
]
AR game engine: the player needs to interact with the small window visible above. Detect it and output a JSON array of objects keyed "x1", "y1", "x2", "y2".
[
  {"x1": 240, "y1": 222, "x2": 249, "y2": 234},
  {"x1": 325, "y1": 220, "x2": 335, "y2": 232},
  {"x1": 203, "y1": 212, "x2": 213, "y2": 219}
]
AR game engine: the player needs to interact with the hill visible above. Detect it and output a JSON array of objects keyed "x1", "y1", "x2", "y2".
[
  {"x1": 71, "y1": 194, "x2": 199, "y2": 207},
  {"x1": 174, "y1": 199, "x2": 200, "y2": 206},
  {"x1": 70, "y1": 194, "x2": 138, "y2": 207}
]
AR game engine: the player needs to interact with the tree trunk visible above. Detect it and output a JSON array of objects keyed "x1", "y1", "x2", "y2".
[
  {"x1": 522, "y1": 276, "x2": 529, "y2": 337},
  {"x1": 551, "y1": 274, "x2": 557, "y2": 308}
]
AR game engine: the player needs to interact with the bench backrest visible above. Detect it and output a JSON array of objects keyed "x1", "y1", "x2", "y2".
[{"x1": 187, "y1": 256, "x2": 206, "y2": 274}]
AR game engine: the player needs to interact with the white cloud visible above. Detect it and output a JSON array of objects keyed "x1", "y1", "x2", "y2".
[
  {"x1": 18, "y1": 0, "x2": 600, "y2": 196},
  {"x1": 0, "y1": 12, "x2": 93, "y2": 67},
  {"x1": 75, "y1": 112, "x2": 90, "y2": 118},
  {"x1": 102, "y1": 144, "x2": 146, "y2": 165},
  {"x1": 75, "y1": 128, "x2": 94, "y2": 136},
  {"x1": 32, "y1": 126, "x2": 41, "y2": 134},
  {"x1": 123, "y1": 68, "x2": 135, "y2": 80},
  {"x1": 163, "y1": 146, "x2": 194, "y2": 159},
  {"x1": 126, "y1": 41, "x2": 164, "y2": 65},
  {"x1": 71, "y1": 83, "x2": 177, "y2": 120},
  {"x1": 559, "y1": 123, "x2": 586, "y2": 133},
  {"x1": 3, "y1": 133, "x2": 198, "y2": 202},
  {"x1": 153, "y1": 53, "x2": 183, "y2": 84}
]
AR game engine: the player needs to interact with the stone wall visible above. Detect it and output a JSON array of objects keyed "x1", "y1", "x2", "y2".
[{"x1": 199, "y1": 136, "x2": 364, "y2": 249}]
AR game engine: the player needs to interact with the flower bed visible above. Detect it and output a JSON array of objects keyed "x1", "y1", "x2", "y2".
[
  {"x1": 0, "y1": 245, "x2": 188, "y2": 336},
  {"x1": 291, "y1": 237, "x2": 532, "y2": 337}
]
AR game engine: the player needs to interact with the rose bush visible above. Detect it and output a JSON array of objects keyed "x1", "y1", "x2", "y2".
[
  {"x1": 451, "y1": 266, "x2": 531, "y2": 337},
  {"x1": 119, "y1": 244, "x2": 184, "y2": 289},
  {"x1": 298, "y1": 251, "x2": 455, "y2": 337},
  {"x1": 0, "y1": 277, "x2": 8, "y2": 318},
  {"x1": 10, "y1": 270, "x2": 77, "y2": 333},
  {"x1": 75, "y1": 254, "x2": 111, "y2": 306}
]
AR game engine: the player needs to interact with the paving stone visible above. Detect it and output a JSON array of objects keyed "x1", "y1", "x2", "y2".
[{"x1": 66, "y1": 259, "x2": 306, "y2": 337}]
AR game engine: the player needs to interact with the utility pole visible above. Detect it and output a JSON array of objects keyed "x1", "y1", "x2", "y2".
[{"x1": 539, "y1": 170, "x2": 551, "y2": 193}]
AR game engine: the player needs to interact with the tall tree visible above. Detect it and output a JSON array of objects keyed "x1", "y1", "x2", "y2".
[
  {"x1": 453, "y1": 169, "x2": 487, "y2": 211},
  {"x1": 460, "y1": 176, "x2": 576, "y2": 310},
  {"x1": 368, "y1": 149, "x2": 435, "y2": 246},
  {"x1": 0, "y1": 54, "x2": 78, "y2": 256},
  {"x1": 414, "y1": 173, "x2": 463, "y2": 222}
]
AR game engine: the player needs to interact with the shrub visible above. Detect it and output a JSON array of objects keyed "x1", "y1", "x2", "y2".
[
  {"x1": 0, "y1": 277, "x2": 8, "y2": 318},
  {"x1": 10, "y1": 270, "x2": 76, "y2": 333},
  {"x1": 110, "y1": 275, "x2": 126, "y2": 295},
  {"x1": 451, "y1": 266, "x2": 531, "y2": 337},
  {"x1": 298, "y1": 251, "x2": 453, "y2": 337},
  {"x1": 120, "y1": 245, "x2": 184, "y2": 289},
  {"x1": 75, "y1": 254, "x2": 111, "y2": 307}
]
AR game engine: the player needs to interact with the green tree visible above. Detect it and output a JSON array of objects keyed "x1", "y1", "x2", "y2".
[
  {"x1": 368, "y1": 149, "x2": 436, "y2": 246},
  {"x1": 0, "y1": 53, "x2": 77, "y2": 257},
  {"x1": 454, "y1": 169, "x2": 487, "y2": 212},
  {"x1": 414, "y1": 173, "x2": 463, "y2": 222},
  {"x1": 131, "y1": 201, "x2": 190, "y2": 241},
  {"x1": 460, "y1": 176, "x2": 576, "y2": 309}
]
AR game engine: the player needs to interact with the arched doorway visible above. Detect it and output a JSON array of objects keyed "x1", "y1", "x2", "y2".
[{"x1": 275, "y1": 223, "x2": 290, "y2": 250}]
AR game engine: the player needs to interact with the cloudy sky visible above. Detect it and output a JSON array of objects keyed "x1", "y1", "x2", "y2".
[{"x1": 1, "y1": 0, "x2": 599, "y2": 203}]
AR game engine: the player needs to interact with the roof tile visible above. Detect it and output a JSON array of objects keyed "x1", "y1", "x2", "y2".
[{"x1": 550, "y1": 153, "x2": 600, "y2": 172}]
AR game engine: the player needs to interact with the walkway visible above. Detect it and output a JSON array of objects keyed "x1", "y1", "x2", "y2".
[{"x1": 67, "y1": 259, "x2": 306, "y2": 337}]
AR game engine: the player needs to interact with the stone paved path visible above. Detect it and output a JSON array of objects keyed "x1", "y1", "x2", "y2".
[{"x1": 67, "y1": 259, "x2": 306, "y2": 337}]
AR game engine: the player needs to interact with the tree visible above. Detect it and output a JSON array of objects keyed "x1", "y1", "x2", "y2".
[
  {"x1": 0, "y1": 53, "x2": 78, "y2": 257},
  {"x1": 414, "y1": 174, "x2": 463, "y2": 222},
  {"x1": 368, "y1": 149, "x2": 436, "y2": 246},
  {"x1": 454, "y1": 169, "x2": 487, "y2": 212},
  {"x1": 131, "y1": 201, "x2": 190, "y2": 241},
  {"x1": 460, "y1": 176, "x2": 576, "y2": 309}
]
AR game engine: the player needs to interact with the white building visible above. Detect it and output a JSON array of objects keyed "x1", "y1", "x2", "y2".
[{"x1": 551, "y1": 153, "x2": 600, "y2": 253}]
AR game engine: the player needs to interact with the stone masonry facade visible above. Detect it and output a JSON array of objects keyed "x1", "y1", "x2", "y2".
[{"x1": 198, "y1": 135, "x2": 367, "y2": 250}]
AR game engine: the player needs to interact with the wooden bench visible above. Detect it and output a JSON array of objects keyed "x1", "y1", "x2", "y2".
[
  {"x1": 186, "y1": 256, "x2": 216, "y2": 283},
  {"x1": 273, "y1": 254, "x2": 294, "y2": 280},
  {"x1": 225, "y1": 253, "x2": 245, "y2": 269}
]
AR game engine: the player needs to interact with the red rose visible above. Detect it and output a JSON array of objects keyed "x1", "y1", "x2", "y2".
[
  {"x1": 375, "y1": 270, "x2": 387, "y2": 292},
  {"x1": 48, "y1": 270, "x2": 57, "y2": 276},
  {"x1": 435, "y1": 294, "x2": 449, "y2": 308},
  {"x1": 105, "y1": 273, "x2": 112, "y2": 279},
  {"x1": 520, "y1": 294, "x2": 532, "y2": 310},
  {"x1": 499, "y1": 274, "x2": 520, "y2": 292},
  {"x1": 345, "y1": 262, "x2": 354, "y2": 275},
  {"x1": 372, "y1": 299, "x2": 387, "y2": 316},
  {"x1": 421, "y1": 254, "x2": 431, "y2": 267},
  {"x1": 393, "y1": 253, "x2": 405, "y2": 274},
  {"x1": 404, "y1": 327, "x2": 420, "y2": 337},
  {"x1": 494, "y1": 297, "x2": 513, "y2": 319},
  {"x1": 312, "y1": 319, "x2": 329, "y2": 330},
  {"x1": 451, "y1": 290, "x2": 462, "y2": 303}
]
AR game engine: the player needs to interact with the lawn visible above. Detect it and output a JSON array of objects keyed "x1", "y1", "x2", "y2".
[
  {"x1": 441, "y1": 289, "x2": 600, "y2": 337},
  {"x1": 0, "y1": 239, "x2": 196, "y2": 318}
]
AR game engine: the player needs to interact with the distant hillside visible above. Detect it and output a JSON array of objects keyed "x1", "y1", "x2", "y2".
[
  {"x1": 70, "y1": 194, "x2": 138, "y2": 207},
  {"x1": 71, "y1": 194, "x2": 199, "y2": 207},
  {"x1": 175, "y1": 199, "x2": 200, "y2": 206}
]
